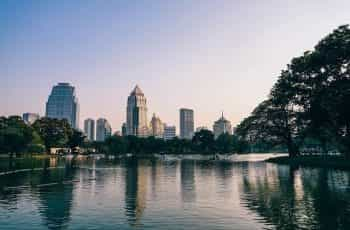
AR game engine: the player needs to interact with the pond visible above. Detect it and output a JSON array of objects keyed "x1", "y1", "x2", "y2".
[{"x1": 0, "y1": 154, "x2": 349, "y2": 230}]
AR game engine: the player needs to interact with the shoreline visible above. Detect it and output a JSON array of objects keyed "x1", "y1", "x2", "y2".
[{"x1": 266, "y1": 155, "x2": 350, "y2": 170}]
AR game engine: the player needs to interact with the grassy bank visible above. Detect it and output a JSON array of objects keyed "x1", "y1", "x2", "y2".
[{"x1": 266, "y1": 155, "x2": 350, "y2": 169}]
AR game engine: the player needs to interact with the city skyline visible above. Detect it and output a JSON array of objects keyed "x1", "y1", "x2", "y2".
[{"x1": 2, "y1": 1, "x2": 350, "y2": 131}]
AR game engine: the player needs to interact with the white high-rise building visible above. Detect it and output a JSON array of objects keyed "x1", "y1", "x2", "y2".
[
  {"x1": 180, "y1": 108, "x2": 194, "y2": 140},
  {"x1": 22, "y1": 113, "x2": 40, "y2": 125},
  {"x1": 126, "y1": 85, "x2": 149, "y2": 137},
  {"x1": 213, "y1": 112, "x2": 232, "y2": 139},
  {"x1": 150, "y1": 113, "x2": 164, "y2": 138},
  {"x1": 96, "y1": 118, "x2": 112, "y2": 142},
  {"x1": 163, "y1": 125, "x2": 176, "y2": 140},
  {"x1": 45, "y1": 83, "x2": 79, "y2": 129},
  {"x1": 84, "y1": 118, "x2": 95, "y2": 141}
]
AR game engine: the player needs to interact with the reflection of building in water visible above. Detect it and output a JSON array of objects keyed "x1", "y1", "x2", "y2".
[
  {"x1": 36, "y1": 167, "x2": 76, "y2": 230},
  {"x1": 49, "y1": 157, "x2": 58, "y2": 168},
  {"x1": 38, "y1": 186, "x2": 74, "y2": 229},
  {"x1": 124, "y1": 159, "x2": 148, "y2": 226},
  {"x1": 180, "y1": 160, "x2": 196, "y2": 202}
]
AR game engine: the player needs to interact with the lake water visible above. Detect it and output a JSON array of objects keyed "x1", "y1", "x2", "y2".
[{"x1": 0, "y1": 154, "x2": 350, "y2": 230}]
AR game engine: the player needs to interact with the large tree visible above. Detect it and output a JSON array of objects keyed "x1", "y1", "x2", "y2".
[
  {"x1": 33, "y1": 118, "x2": 73, "y2": 151},
  {"x1": 0, "y1": 116, "x2": 35, "y2": 154},
  {"x1": 235, "y1": 98, "x2": 302, "y2": 157}
]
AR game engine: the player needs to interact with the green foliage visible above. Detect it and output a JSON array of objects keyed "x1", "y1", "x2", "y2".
[
  {"x1": 105, "y1": 135, "x2": 127, "y2": 154},
  {"x1": 236, "y1": 25, "x2": 350, "y2": 157},
  {"x1": 192, "y1": 130, "x2": 215, "y2": 153},
  {"x1": 0, "y1": 116, "x2": 35, "y2": 153},
  {"x1": 67, "y1": 130, "x2": 86, "y2": 148},
  {"x1": 32, "y1": 118, "x2": 73, "y2": 150}
]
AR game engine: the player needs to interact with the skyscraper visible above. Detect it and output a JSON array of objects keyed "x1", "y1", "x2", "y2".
[
  {"x1": 126, "y1": 85, "x2": 149, "y2": 137},
  {"x1": 213, "y1": 112, "x2": 232, "y2": 139},
  {"x1": 122, "y1": 123, "x2": 127, "y2": 136},
  {"x1": 163, "y1": 124, "x2": 176, "y2": 140},
  {"x1": 180, "y1": 108, "x2": 194, "y2": 140},
  {"x1": 96, "y1": 118, "x2": 112, "y2": 142},
  {"x1": 45, "y1": 83, "x2": 79, "y2": 129},
  {"x1": 84, "y1": 118, "x2": 95, "y2": 141},
  {"x1": 150, "y1": 113, "x2": 164, "y2": 138},
  {"x1": 22, "y1": 113, "x2": 40, "y2": 125}
]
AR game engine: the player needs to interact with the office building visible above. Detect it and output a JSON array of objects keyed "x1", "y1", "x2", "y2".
[
  {"x1": 45, "y1": 83, "x2": 79, "y2": 129},
  {"x1": 163, "y1": 125, "x2": 176, "y2": 140},
  {"x1": 96, "y1": 118, "x2": 112, "y2": 141},
  {"x1": 213, "y1": 112, "x2": 232, "y2": 138},
  {"x1": 122, "y1": 123, "x2": 127, "y2": 136},
  {"x1": 84, "y1": 118, "x2": 95, "y2": 141},
  {"x1": 150, "y1": 113, "x2": 164, "y2": 138},
  {"x1": 180, "y1": 108, "x2": 194, "y2": 139},
  {"x1": 126, "y1": 85, "x2": 149, "y2": 137},
  {"x1": 22, "y1": 113, "x2": 39, "y2": 125}
]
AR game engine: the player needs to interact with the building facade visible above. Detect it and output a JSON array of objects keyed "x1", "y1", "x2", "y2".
[
  {"x1": 150, "y1": 113, "x2": 164, "y2": 138},
  {"x1": 163, "y1": 125, "x2": 176, "y2": 140},
  {"x1": 45, "y1": 83, "x2": 79, "y2": 129},
  {"x1": 180, "y1": 108, "x2": 194, "y2": 140},
  {"x1": 213, "y1": 113, "x2": 232, "y2": 139},
  {"x1": 22, "y1": 113, "x2": 40, "y2": 125},
  {"x1": 96, "y1": 118, "x2": 112, "y2": 142},
  {"x1": 122, "y1": 123, "x2": 127, "y2": 136},
  {"x1": 126, "y1": 85, "x2": 149, "y2": 137},
  {"x1": 84, "y1": 118, "x2": 95, "y2": 141}
]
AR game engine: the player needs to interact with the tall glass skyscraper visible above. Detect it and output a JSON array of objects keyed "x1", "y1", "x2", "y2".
[
  {"x1": 180, "y1": 108, "x2": 194, "y2": 140},
  {"x1": 126, "y1": 85, "x2": 149, "y2": 137},
  {"x1": 45, "y1": 83, "x2": 79, "y2": 129}
]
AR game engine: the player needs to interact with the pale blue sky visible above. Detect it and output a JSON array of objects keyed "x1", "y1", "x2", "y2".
[{"x1": 1, "y1": 0, "x2": 350, "y2": 132}]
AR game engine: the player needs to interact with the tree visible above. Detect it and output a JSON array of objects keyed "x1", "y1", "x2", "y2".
[
  {"x1": 215, "y1": 133, "x2": 234, "y2": 153},
  {"x1": 235, "y1": 99, "x2": 302, "y2": 157},
  {"x1": 33, "y1": 118, "x2": 73, "y2": 151},
  {"x1": 192, "y1": 129, "x2": 215, "y2": 153},
  {"x1": 0, "y1": 116, "x2": 35, "y2": 154},
  {"x1": 67, "y1": 130, "x2": 86, "y2": 149},
  {"x1": 105, "y1": 135, "x2": 128, "y2": 154},
  {"x1": 283, "y1": 25, "x2": 350, "y2": 155}
]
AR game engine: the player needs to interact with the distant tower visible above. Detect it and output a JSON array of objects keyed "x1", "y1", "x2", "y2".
[
  {"x1": 122, "y1": 123, "x2": 127, "y2": 136},
  {"x1": 150, "y1": 113, "x2": 164, "y2": 138},
  {"x1": 96, "y1": 118, "x2": 112, "y2": 141},
  {"x1": 213, "y1": 112, "x2": 232, "y2": 138},
  {"x1": 84, "y1": 118, "x2": 95, "y2": 141},
  {"x1": 45, "y1": 83, "x2": 79, "y2": 129},
  {"x1": 180, "y1": 108, "x2": 194, "y2": 140},
  {"x1": 163, "y1": 124, "x2": 176, "y2": 140},
  {"x1": 126, "y1": 85, "x2": 149, "y2": 137},
  {"x1": 22, "y1": 113, "x2": 40, "y2": 125}
]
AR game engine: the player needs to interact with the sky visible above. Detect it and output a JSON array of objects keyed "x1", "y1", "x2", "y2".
[{"x1": 1, "y1": 0, "x2": 350, "y2": 132}]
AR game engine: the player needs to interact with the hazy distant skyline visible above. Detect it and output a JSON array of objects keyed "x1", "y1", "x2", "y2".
[{"x1": 1, "y1": 0, "x2": 350, "y2": 131}]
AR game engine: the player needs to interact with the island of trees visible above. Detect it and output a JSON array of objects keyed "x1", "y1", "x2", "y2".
[{"x1": 1, "y1": 25, "x2": 349, "y2": 161}]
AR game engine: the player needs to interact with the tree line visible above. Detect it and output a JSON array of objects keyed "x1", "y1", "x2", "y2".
[
  {"x1": 0, "y1": 116, "x2": 85, "y2": 154},
  {"x1": 235, "y1": 25, "x2": 350, "y2": 157},
  {"x1": 0, "y1": 116, "x2": 252, "y2": 155}
]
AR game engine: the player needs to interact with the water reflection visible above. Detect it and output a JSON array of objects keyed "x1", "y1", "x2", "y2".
[
  {"x1": 124, "y1": 159, "x2": 148, "y2": 226},
  {"x1": 240, "y1": 163, "x2": 350, "y2": 230},
  {"x1": 180, "y1": 160, "x2": 196, "y2": 203},
  {"x1": 0, "y1": 155, "x2": 350, "y2": 229}
]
